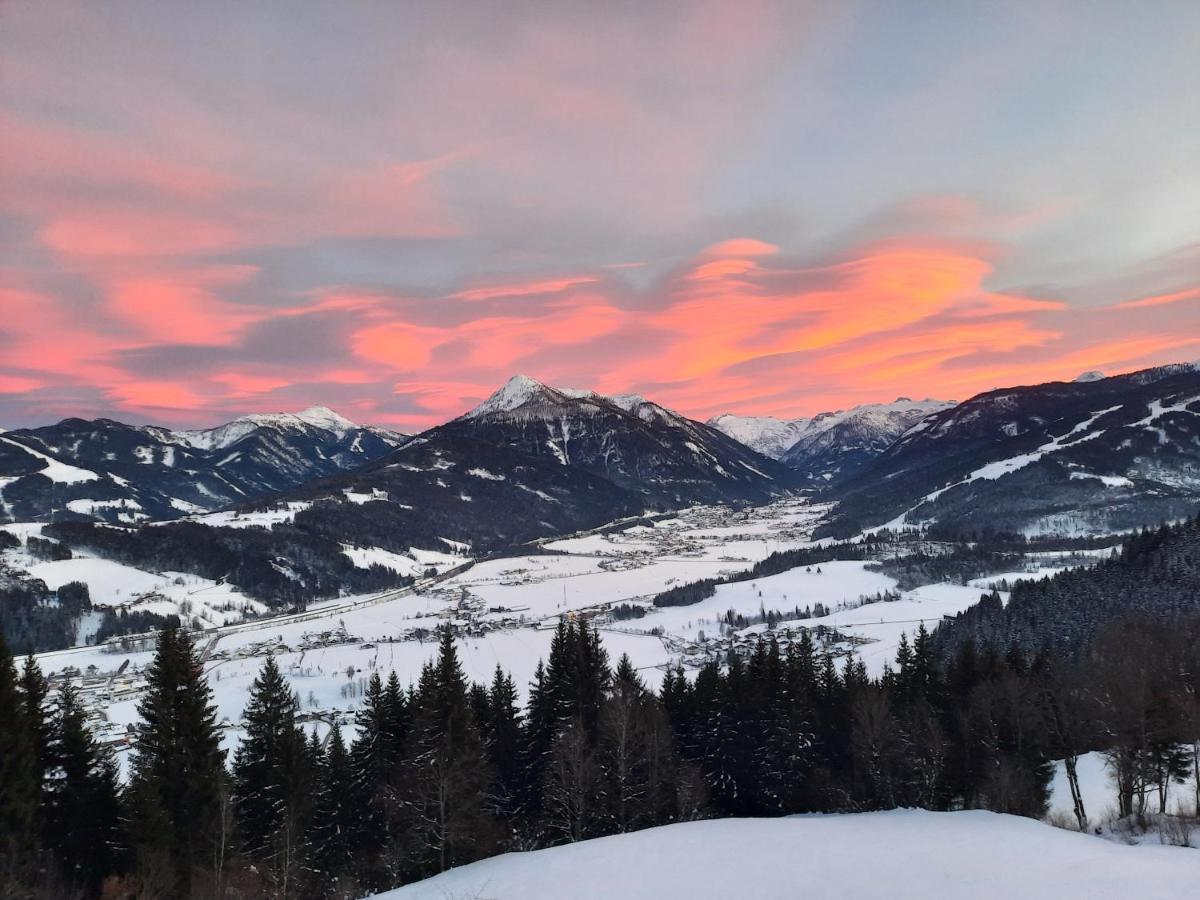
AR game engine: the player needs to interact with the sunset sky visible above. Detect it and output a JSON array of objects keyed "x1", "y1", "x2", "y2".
[{"x1": 2, "y1": 1, "x2": 1199, "y2": 431}]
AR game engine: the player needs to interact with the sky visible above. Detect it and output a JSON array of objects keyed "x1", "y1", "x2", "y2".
[{"x1": 2, "y1": 1, "x2": 1199, "y2": 432}]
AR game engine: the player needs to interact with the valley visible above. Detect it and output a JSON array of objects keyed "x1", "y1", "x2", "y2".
[{"x1": 28, "y1": 497, "x2": 1071, "y2": 774}]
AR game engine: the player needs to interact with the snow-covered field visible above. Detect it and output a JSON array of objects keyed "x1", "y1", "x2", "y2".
[
  {"x1": 1, "y1": 523, "x2": 267, "y2": 633},
  {"x1": 27, "y1": 498, "x2": 1081, "y2": 776},
  {"x1": 374, "y1": 809, "x2": 1200, "y2": 900}
]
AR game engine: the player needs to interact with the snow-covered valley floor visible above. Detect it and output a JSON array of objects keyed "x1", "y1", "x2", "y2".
[
  {"x1": 373, "y1": 809, "x2": 1200, "y2": 900},
  {"x1": 27, "y1": 498, "x2": 1077, "y2": 774}
]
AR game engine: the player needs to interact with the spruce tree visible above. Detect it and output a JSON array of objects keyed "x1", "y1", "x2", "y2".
[
  {"x1": 20, "y1": 655, "x2": 52, "y2": 811},
  {"x1": 403, "y1": 628, "x2": 494, "y2": 877},
  {"x1": 46, "y1": 680, "x2": 124, "y2": 893},
  {"x1": 382, "y1": 672, "x2": 410, "y2": 762},
  {"x1": 126, "y1": 625, "x2": 227, "y2": 897},
  {"x1": 309, "y1": 724, "x2": 359, "y2": 893},
  {"x1": 483, "y1": 664, "x2": 522, "y2": 819},
  {"x1": 232, "y1": 655, "x2": 313, "y2": 894},
  {"x1": 0, "y1": 631, "x2": 39, "y2": 885},
  {"x1": 349, "y1": 672, "x2": 391, "y2": 879}
]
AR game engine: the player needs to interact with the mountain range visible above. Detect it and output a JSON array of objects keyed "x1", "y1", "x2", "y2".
[
  {"x1": 169, "y1": 375, "x2": 798, "y2": 555},
  {"x1": 5, "y1": 365, "x2": 1200, "y2": 610},
  {"x1": 0, "y1": 406, "x2": 405, "y2": 524}
]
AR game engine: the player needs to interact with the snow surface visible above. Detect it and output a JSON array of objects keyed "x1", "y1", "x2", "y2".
[
  {"x1": 177, "y1": 405, "x2": 358, "y2": 450},
  {"x1": 464, "y1": 374, "x2": 553, "y2": 417},
  {"x1": 183, "y1": 501, "x2": 314, "y2": 529},
  {"x1": 374, "y1": 809, "x2": 1200, "y2": 900},
  {"x1": 709, "y1": 398, "x2": 953, "y2": 459},
  {"x1": 22, "y1": 556, "x2": 264, "y2": 626},
  {"x1": 1048, "y1": 750, "x2": 1199, "y2": 828},
  {"x1": 28, "y1": 498, "x2": 1094, "y2": 787},
  {"x1": 879, "y1": 405, "x2": 1125, "y2": 531},
  {"x1": 1, "y1": 436, "x2": 101, "y2": 483}
]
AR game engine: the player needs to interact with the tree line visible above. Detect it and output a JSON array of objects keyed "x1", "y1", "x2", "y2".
[
  {"x1": 5, "y1": 512, "x2": 1200, "y2": 897},
  {"x1": 5, "y1": 611, "x2": 1197, "y2": 899}
]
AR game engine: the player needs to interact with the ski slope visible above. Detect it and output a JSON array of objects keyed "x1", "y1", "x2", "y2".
[{"x1": 375, "y1": 809, "x2": 1200, "y2": 899}]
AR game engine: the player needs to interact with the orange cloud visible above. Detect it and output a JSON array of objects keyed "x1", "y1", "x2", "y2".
[
  {"x1": 352, "y1": 321, "x2": 438, "y2": 370},
  {"x1": 1114, "y1": 286, "x2": 1200, "y2": 310},
  {"x1": 210, "y1": 373, "x2": 292, "y2": 394},
  {"x1": 108, "y1": 266, "x2": 261, "y2": 345},
  {"x1": 452, "y1": 275, "x2": 599, "y2": 302},
  {"x1": 701, "y1": 238, "x2": 779, "y2": 258},
  {"x1": 2, "y1": 227, "x2": 1198, "y2": 430},
  {"x1": 0, "y1": 375, "x2": 43, "y2": 393},
  {"x1": 107, "y1": 381, "x2": 205, "y2": 411}
]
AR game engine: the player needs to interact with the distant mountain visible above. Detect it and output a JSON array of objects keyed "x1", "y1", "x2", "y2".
[
  {"x1": 708, "y1": 398, "x2": 952, "y2": 486},
  {"x1": 818, "y1": 364, "x2": 1200, "y2": 538},
  {"x1": 779, "y1": 399, "x2": 954, "y2": 486},
  {"x1": 0, "y1": 407, "x2": 405, "y2": 524},
  {"x1": 437, "y1": 375, "x2": 798, "y2": 506},
  {"x1": 705, "y1": 414, "x2": 810, "y2": 459}
]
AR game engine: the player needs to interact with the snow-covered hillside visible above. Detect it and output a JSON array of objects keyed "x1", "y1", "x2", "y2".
[
  {"x1": 822, "y1": 363, "x2": 1200, "y2": 538},
  {"x1": 33, "y1": 498, "x2": 1083, "y2": 773},
  {"x1": 779, "y1": 398, "x2": 954, "y2": 484},
  {"x1": 375, "y1": 809, "x2": 1200, "y2": 900}
]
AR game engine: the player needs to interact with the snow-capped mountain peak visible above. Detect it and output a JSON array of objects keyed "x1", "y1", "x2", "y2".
[
  {"x1": 444, "y1": 374, "x2": 797, "y2": 505},
  {"x1": 292, "y1": 405, "x2": 357, "y2": 433},
  {"x1": 709, "y1": 398, "x2": 954, "y2": 464},
  {"x1": 1074, "y1": 370, "x2": 1105, "y2": 383},
  {"x1": 465, "y1": 374, "x2": 559, "y2": 418},
  {"x1": 464, "y1": 377, "x2": 678, "y2": 424},
  {"x1": 177, "y1": 406, "x2": 361, "y2": 450},
  {"x1": 705, "y1": 414, "x2": 810, "y2": 459}
]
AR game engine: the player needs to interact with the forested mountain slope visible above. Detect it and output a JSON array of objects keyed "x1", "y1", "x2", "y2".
[
  {"x1": 935, "y1": 512, "x2": 1200, "y2": 659},
  {"x1": 819, "y1": 364, "x2": 1200, "y2": 538}
]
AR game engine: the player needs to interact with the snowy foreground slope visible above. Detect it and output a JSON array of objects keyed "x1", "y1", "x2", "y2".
[{"x1": 374, "y1": 810, "x2": 1199, "y2": 900}]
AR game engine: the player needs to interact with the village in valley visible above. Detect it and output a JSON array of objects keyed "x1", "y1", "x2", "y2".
[{"x1": 19, "y1": 497, "x2": 1068, "y2": 765}]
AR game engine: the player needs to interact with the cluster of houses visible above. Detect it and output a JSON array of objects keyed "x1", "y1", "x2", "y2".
[
  {"x1": 663, "y1": 621, "x2": 873, "y2": 670},
  {"x1": 44, "y1": 661, "x2": 145, "y2": 750}
]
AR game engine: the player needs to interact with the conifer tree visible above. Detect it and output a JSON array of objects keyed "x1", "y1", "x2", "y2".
[
  {"x1": 232, "y1": 655, "x2": 313, "y2": 895},
  {"x1": 20, "y1": 655, "x2": 52, "y2": 812},
  {"x1": 597, "y1": 654, "x2": 681, "y2": 834},
  {"x1": 126, "y1": 624, "x2": 226, "y2": 897},
  {"x1": 483, "y1": 664, "x2": 523, "y2": 819},
  {"x1": 0, "y1": 631, "x2": 39, "y2": 886},
  {"x1": 382, "y1": 671, "x2": 410, "y2": 762},
  {"x1": 349, "y1": 672, "x2": 393, "y2": 881},
  {"x1": 402, "y1": 628, "x2": 494, "y2": 877},
  {"x1": 46, "y1": 680, "x2": 124, "y2": 893},
  {"x1": 309, "y1": 724, "x2": 359, "y2": 893}
]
